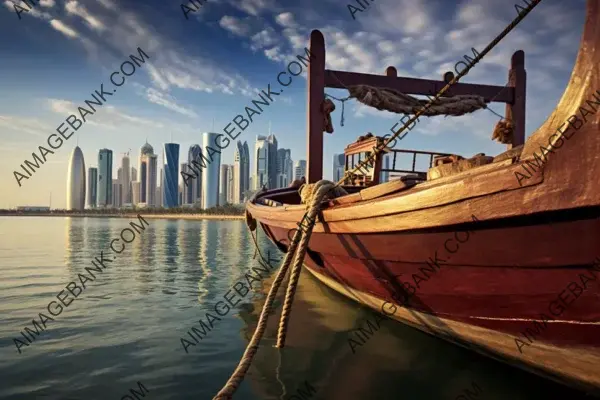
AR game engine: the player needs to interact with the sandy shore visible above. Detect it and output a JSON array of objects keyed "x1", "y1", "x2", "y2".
[{"x1": 0, "y1": 213, "x2": 245, "y2": 220}]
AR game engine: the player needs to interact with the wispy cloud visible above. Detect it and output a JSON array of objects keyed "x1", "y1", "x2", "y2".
[
  {"x1": 144, "y1": 88, "x2": 198, "y2": 118},
  {"x1": 49, "y1": 19, "x2": 79, "y2": 38},
  {"x1": 65, "y1": 0, "x2": 105, "y2": 32}
]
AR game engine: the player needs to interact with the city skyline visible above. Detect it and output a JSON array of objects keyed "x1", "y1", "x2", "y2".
[
  {"x1": 53, "y1": 132, "x2": 307, "y2": 210},
  {"x1": 11, "y1": 130, "x2": 368, "y2": 210}
]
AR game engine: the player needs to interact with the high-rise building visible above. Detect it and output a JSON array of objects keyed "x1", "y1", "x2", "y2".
[
  {"x1": 227, "y1": 164, "x2": 235, "y2": 204},
  {"x1": 294, "y1": 159, "x2": 307, "y2": 181},
  {"x1": 139, "y1": 141, "x2": 154, "y2": 203},
  {"x1": 233, "y1": 141, "x2": 250, "y2": 203},
  {"x1": 66, "y1": 146, "x2": 86, "y2": 210},
  {"x1": 333, "y1": 154, "x2": 345, "y2": 182},
  {"x1": 267, "y1": 134, "x2": 278, "y2": 189},
  {"x1": 132, "y1": 181, "x2": 141, "y2": 205},
  {"x1": 201, "y1": 132, "x2": 221, "y2": 209},
  {"x1": 181, "y1": 162, "x2": 190, "y2": 205},
  {"x1": 87, "y1": 167, "x2": 97, "y2": 208},
  {"x1": 163, "y1": 143, "x2": 179, "y2": 208},
  {"x1": 381, "y1": 154, "x2": 390, "y2": 183},
  {"x1": 254, "y1": 135, "x2": 269, "y2": 190},
  {"x1": 157, "y1": 166, "x2": 163, "y2": 207},
  {"x1": 146, "y1": 154, "x2": 158, "y2": 207},
  {"x1": 112, "y1": 179, "x2": 122, "y2": 208},
  {"x1": 97, "y1": 148, "x2": 113, "y2": 208},
  {"x1": 277, "y1": 148, "x2": 293, "y2": 188},
  {"x1": 121, "y1": 153, "x2": 131, "y2": 204},
  {"x1": 188, "y1": 144, "x2": 202, "y2": 204},
  {"x1": 219, "y1": 164, "x2": 231, "y2": 206},
  {"x1": 131, "y1": 167, "x2": 137, "y2": 182}
]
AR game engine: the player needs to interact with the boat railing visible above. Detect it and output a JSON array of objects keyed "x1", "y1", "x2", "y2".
[{"x1": 381, "y1": 148, "x2": 454, "y2": 180}]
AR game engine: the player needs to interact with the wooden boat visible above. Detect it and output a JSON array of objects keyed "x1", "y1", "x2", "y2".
[{"x1": 246, "y1": 0, "x2": 600, "y2": 393}]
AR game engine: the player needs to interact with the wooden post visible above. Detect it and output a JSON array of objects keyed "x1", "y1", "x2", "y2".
[
  {"x1": 386, "y1": 66, "x2": 397, "y2": 77},
  {"x1": 307, "y1": 30, "x2": 326, "y2": 183},
  {"x1": 506, "y1": 50, "x2": 526, "y2": 149}
]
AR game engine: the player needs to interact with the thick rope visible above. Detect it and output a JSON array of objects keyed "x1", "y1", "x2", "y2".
[
  {"x1": 213, "y1": 180, "x2": 337, "y2": 399},
  {"x1": 276, "y1": 181, "x2": 336, "y2": 347},
  {"x1": 348, "y1": 85, "x2": 487, "y2": 117},
  {"x1": 213, "y1": 226, "x2": 303, "y2": 400}
]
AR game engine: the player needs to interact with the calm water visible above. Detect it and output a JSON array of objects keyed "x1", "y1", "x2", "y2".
[{"x1": 0, "y1": 216, "x2": 593, "y2": 400}]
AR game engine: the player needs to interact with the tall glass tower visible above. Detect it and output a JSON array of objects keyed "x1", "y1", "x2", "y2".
[
  {"x1": 66, "y1": 146, "x2": 86, "y2": 210},
  {"x1": 188, "y1": 144, "x2": 202, "y2": 204},
  {"x1": 97, "y1": 149, "x2": 113, "y2": 208},
  {"x1": 202, "y1": 132, "x2": 221, "y2": 209},
  {"x1": 139, "y1": 141, "x2": 154, "y2": 203},
  {"x1": 87, "y1": 167, "x2": 97, "y2": 208},
  {"x1": 163, "y1": 143, "x2": 180, "y2": 208}
]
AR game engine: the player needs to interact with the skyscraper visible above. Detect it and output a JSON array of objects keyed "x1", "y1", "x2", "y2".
[
  {"x1": 131, "y1": 167, "x2": 137, "y2": 182},
  {"x1": 201, "y1": 132, "x2": 221, "y2": 209},
  {"x1": 254, "y1": 135, "x2": 269, "y2": 190},
  {"x1": 146, "y1": 154, "x2": 158, "y2": 206},
  {"x1": 139, "y1": 141, "x2": 154, "y2": 203},
  {"x1": 132, "y1": 181, "x2": 141, "y2": 205},
  {"x1": 219, "y1": 164, "x2": 231, "y2": 206},
  {"x1": 188, "y1": 144, "x2": 202, "y2": 204},
  {"x1": 121, "y1": 153, "x2": 131, "y2": 204},
  {"x1": 157, "y1": 166, "x2": 163, "y2": 207},
  {"x1": 227, "y1": 164, "x2": 235, "y2": 204},
  {"x1": 87, "y1": 167, "x2": 97, "y2": 208},
  {"x1": 294, "y1": 159, "x2": 307, "y2": 181},
  {"x1": 277, "y1": 148, "x2": 293, "y2": 188},
  {"x1": 233, "y1": 141, "x2": 250, "y2": 203},
  {"x1": 181, "y1": 162, "x2": 189, "y2": 205},
  {"x1": 112, "y1": 179, "x2": 122, "y2": 208},
  {"x1": 267, "y1": 134, "x2": 278, "y2": 189},
  {"x1": 333, "y1": 154, "x2": 345, "y2": 182},
  {"x1": 97, "y1": 148, "x2": 113, "y2": 208},
  {"x1": 381, "y1": 154, "x2": 390, "y2": 183},
  {"x1": 66, "y1": 146, "x2": 86, "y2": 210},
  {"x1": 163, "y1": 143, "x2": 180, "y2": 208}
]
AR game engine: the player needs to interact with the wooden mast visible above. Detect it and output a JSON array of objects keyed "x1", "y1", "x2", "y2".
[
  {"x1": 506, "y1": 50, "x2": 526, "y2": 149},
  {"x1": 306, "y1": 30, "x2": 326, "y2": 183}
]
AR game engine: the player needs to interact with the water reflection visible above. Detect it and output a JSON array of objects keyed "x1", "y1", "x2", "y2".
[
  {"x1": 239, "y1": 266, "x2": 592, "y2": 400},
  {"x1": 1, "y1": 217, "x2": 593, "y2": 400},
  {"x1": 197, "y1": 220, "x2": 211, "y2": 305}
]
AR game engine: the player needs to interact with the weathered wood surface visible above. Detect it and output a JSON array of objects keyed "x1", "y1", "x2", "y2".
[{"x1": 325, "y1": 70, "x2": 515, "y2": 103}]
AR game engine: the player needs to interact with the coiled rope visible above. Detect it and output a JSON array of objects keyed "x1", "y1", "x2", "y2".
[
  {"x1": 214, "y1": 2, "x2": 542, "y2": 398},
  {"x1": 349, "y1": 85, "x2": 487, "y2": 117}
]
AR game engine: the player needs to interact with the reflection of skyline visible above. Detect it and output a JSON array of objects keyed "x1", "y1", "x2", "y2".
[
  {"x1": 197, "y1": 220, "x2": 211, "y2": 305},
  {"x1": 162, "y1": 220, "x2": 180, "y2": 296},
  {"x1": 65, "y1": 217, "x2": 88, "y2": 284}
]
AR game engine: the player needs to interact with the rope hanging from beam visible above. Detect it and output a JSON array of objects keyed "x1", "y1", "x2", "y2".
[{"x1": 348, "y1": 84, "x2": 488, "y2": 117}]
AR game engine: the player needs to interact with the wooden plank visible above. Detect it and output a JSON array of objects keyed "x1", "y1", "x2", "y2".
[
  {"x1": 325, "y1": 70, "x2": 515, "y2": 103},
  {"x1": 359, "y1": 178, "x2": 415, "y2": 201}
]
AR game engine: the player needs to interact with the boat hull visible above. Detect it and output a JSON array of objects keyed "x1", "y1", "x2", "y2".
[{"x1": 255, "y1": 211, "x2": 600, "y2": 393}]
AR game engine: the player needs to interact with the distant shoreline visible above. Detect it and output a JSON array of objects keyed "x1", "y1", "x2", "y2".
[{"x1": 0, "y1": 213, "x2": 245, "y2": 220}]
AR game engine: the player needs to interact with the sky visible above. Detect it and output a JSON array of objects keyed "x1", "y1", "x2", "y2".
[{"x1": 0, "y1": 0, "x2": 586, "y2": 209}]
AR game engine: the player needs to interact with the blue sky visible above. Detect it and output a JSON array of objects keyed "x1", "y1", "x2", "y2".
[{"x1": 0, "y1": 0, "x2": 586, "y2": 208}]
